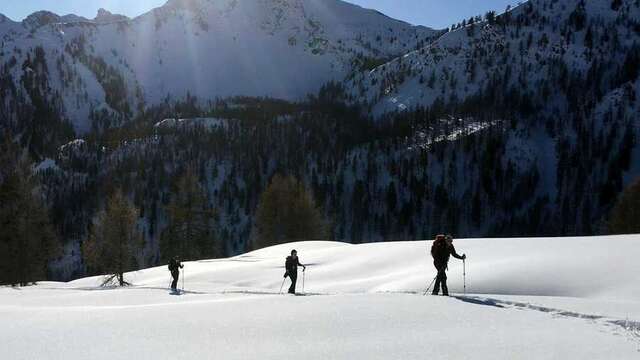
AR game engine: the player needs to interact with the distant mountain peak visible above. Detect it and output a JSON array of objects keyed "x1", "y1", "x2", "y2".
[
  {"x1": 22, "y1": 11, "x2": 93, "y2": 29},
  {"x1": 22, "y1": 11, "x2": 61, "y2": 29},
  {"x1": 0, "y1": 13, "x2": 12, "y2": 23},
  {"x1": 163, "y1": 0, "x2": 210, "y2": 10},
  {"x1": 94, "y1": 8, "x2": 129, "y2": 23}
]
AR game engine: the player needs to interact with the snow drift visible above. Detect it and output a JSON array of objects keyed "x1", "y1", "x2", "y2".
[{"x1": 64, "y1": 234, "x2": 640, "y2": 301}]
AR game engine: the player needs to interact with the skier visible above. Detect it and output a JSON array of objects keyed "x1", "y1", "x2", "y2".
[
  {"x1": 284, "y1": 249, "x2": 306, "y2": 294},
  {"x1": 430, "y1": 234, "x2": 466, "y2": 296},
  {"x1": 168, "y1": 256, "x2": 184, "y2": 292}
]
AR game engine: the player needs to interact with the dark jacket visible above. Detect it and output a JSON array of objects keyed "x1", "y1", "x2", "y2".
[
  {"x1": 169, "y1": 258, "x2": 183, "y2": 273},
  {"x1": 431, "y1": 240, "x2": 463, "y2": 269},
  {"x1": 285, "y1": 256, "x2": 303, "y2": 275}
]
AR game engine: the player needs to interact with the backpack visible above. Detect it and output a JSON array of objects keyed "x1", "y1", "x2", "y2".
[
  {"x1": 431, "y1": 236, "x2": 449, "y2": 261},
  {"x1": 286, "y1": 256, "x2": 300, "y2": 273},
  {"x1": 168, "y1": 259, "x2": 177, "y2": 272}
]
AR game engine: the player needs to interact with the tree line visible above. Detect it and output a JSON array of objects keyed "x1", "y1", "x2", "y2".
[{"x1": 1, "y1": 128, "x2": 327, "y2": 285}]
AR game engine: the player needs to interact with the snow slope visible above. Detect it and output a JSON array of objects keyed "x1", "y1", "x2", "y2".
[
  {"x1": 2, "y1": 235, "x2": 639, "y2": 359},
  {"x1": 338, "y1": 0, "x2": 640, "y2": 241},
  {"x1": 347, "y1": 0, "x2": 640, "y2": 115}
]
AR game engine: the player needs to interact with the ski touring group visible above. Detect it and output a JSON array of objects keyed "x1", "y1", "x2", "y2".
[{"x1": 167, "y1": 235, "x2": 466, "y2": 296}]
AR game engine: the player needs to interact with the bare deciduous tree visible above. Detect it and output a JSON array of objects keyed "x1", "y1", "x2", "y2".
[
  {"x1": 252, "y1": 174, "x2": 327, "y2": 250},
  {"x1": 83, "y1": 190, "x2": 143, "y2": 286},
  {"x1": 160, "y1": 168, "x2": 217, "y2": 262}
]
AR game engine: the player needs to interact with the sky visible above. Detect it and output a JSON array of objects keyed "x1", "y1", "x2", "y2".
[{"x1": 0, "y1": 0, "x2": 516, "y2": 29}]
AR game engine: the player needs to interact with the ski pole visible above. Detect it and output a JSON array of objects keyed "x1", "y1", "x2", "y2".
[
  {"x1": 279, "y1": 278, "x2": 286, "y2": 294},
  {"x1": 302, "y1": 269, "x2": 306, "y2": 293},
  {"x1": 182, "y1": 265, "x2": 185, "y2": 293},
  {"x1": 463, "y1": 259, "x2": 466, "y2": 295},
  {"x1": 423, "y1": 276, "x2": 437, "y2": 296}
]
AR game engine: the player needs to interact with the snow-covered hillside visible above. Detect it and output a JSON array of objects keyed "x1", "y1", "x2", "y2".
[
  {"x1": 348, "y1": 0, "x2": 640, "y2": 115},
  {"x1": 0, "y1": 0, "x2": 436, "y2": 132},
  {"x1": 338, "y1": 0, "x2": 640, "y2": 238},
  {"x1": 2, "y1": 235, "x2": 639, "y2": 359}
]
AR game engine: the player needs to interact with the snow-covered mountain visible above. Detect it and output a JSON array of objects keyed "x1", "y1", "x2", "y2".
[
  {"x1": 347, "y1": 0, "x2": 640, "y2": 115},
  {"x1": 340, "y1": 0, "x2": 640, "y2": 234},
  {"x1": 0, "y1": 13, "x2": 22, "y2": 40},
  {"x1": 94, "y1": 9, "x2": 129, "y2": 24},
  {"x1": 3, "y1": 236, "x2": 640, "y2": 359},
  {"x1": 0, "y1": 0, "x2": 436, "y2": 132}
]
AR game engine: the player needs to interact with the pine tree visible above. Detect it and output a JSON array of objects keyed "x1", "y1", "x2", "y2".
[
  {"x1": 611, "y1": 0, "x2": 623, "y2": 11},
  {"x1": 609, "y1": 177, "x2": 640, "y2": 234},
  {"x1": 160, "y1": 168, "x2": 217, "y2": 262},
  {"x1": 251, "y1": 174, "x2": 327, "y2": 249},
  {"x1": 83, "y1": 190, "x2": 143, "y2": 286},
  {"x1": 0, "y1": 144, "x2": 59, "y2": 286}
]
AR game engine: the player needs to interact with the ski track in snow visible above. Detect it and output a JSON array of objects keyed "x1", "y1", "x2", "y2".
[
  {"x1": 5, "y1": 287, "x2": 640, "y2": 353},
  {"x1": 6, "y1": 285, "x2": 640, "y2": 340},
  {"x1": 454, "y1": 295, "x2": 640, "y2": 347}
]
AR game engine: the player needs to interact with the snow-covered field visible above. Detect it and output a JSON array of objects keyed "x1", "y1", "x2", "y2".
[{"x1": 3, "y1": 235, "x2": 640, "y2": 359}]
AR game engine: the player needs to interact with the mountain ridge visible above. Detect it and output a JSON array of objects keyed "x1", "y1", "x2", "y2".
[{"x1": 0, "y1": 0, "x2": 437, "y2": 133}]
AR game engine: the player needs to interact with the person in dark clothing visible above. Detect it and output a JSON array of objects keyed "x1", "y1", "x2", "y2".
[
  {"x1": 284, "y1": 249, "x2": 306, "y2": 294},
  {"x1": 431, "y1": 234, "x2": 466, "y2": 296},
  {"x1": 168, "y1": 256, "x2": 184, "y2": 291}
]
